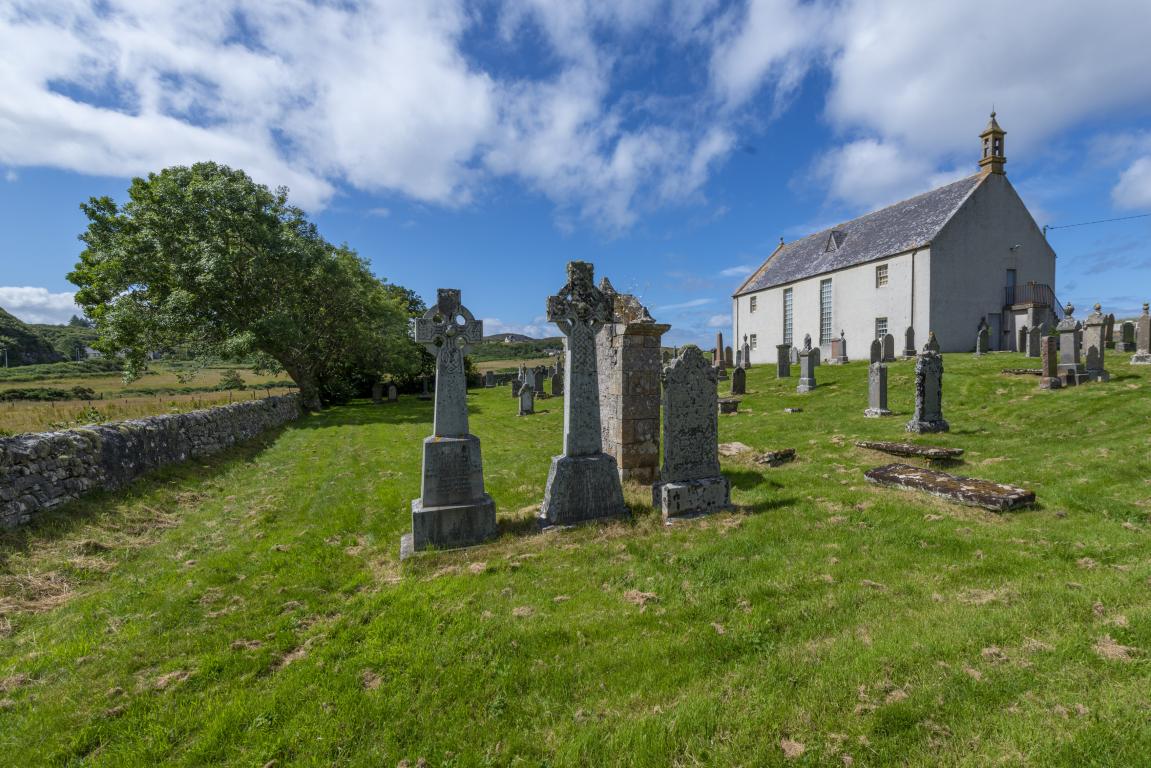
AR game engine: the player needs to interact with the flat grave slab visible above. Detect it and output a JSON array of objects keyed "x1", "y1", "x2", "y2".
[
  {"x1": 856, "y1": 440, "x2": 963, "y2": 461},
  {"x1": 1001, "y1": 368, "x2": 1042, "y2": 376},
  {"x1": 864, "y1": 463, "x2": 1035, "y2": 512},
  {"x1": 755, "y1": 448, "x2": 796, "y2": 466}
]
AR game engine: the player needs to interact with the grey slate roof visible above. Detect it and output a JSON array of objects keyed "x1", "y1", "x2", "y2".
[{"x1": 735, "y1": 173, "x2": 986, "y2": 296}]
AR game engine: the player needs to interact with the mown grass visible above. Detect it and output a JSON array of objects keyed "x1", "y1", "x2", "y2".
[{"x1": 1, "y1": 351, "x2": 1149, "y2": 766}]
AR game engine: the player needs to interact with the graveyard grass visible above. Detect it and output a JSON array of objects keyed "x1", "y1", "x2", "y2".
[{"x1": 2, "y1": 352, "x2": 1150, "y2": 766}]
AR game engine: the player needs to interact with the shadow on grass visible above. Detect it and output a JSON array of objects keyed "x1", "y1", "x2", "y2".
[
  {"x1": 0, "y1": 426, "x2": 289, "y2": 568},
  {"x1": 726, "y1": 469, "x2": 783, "y2": 491},
  {"x1": 734, "y1": 495, "x2": 798, "y2": 515}
]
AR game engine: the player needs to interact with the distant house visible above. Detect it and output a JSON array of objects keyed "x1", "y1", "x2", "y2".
[{"x1": 732, "y1": 114, "x2": 1059, "y2": 359}]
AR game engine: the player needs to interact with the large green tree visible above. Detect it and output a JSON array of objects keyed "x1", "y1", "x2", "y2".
[{"x1": 69, "y1": 162, "x2": 411, "y2": 410}]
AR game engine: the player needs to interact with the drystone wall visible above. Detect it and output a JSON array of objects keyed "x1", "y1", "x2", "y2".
[{"x1": 0, "y1": 395, "x2": 301, "y2": 528}]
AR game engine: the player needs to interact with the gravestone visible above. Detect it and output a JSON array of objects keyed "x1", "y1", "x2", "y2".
[
  {"x1": 1039, "y1": 335, "x2": 1062, "y2": 390},
  {"x1": 906, "y1": 340, "x2": 949, "y2": 433},
  {"x1": 741, "y1": 335, "x2": 752, "y2": 369},
  {"x1": 975, "y1": 317, "x2": 990, "y2": 355},
  {"x1": 518, "y1": 383, "x2": 535, "y2": 415},
  {"x1": 865, "y1": 363, "x2": 892, "y2": 417},
  {"x1": 595, "y1": 279, "x2": 670, "y2": 484},
  {"x1": 1105, "y1": 313, "x2": 1116, "y2": 349},
  {"x1": 734, "y1": 349, "x2": 742, "y2": 368},
  {"x1": 1017, "y1": 325, "x2": 1028, "y2": 354},
  {"x1": 551, "y1": 370, "x2": 564, "y2": 396},
  {"x1": 1133, "y1": 304, "x2": 1151, "y2": 364},
  {"x1": 811, "y1": 346, "x2": 821, "y2": 367},
  {"x1": 403, "y1": 288, "x2": 496, "y2": 557},
  {"x1": 789, "y1": 346, "x2": 800, "y2": 365},
  {"x1": 522, "y1": 366, "x2": 536, "y2": 392},
  {"x1": 419, "y1": 375, "x2": 432, "y2": 400},
  {"x1": 776, "y1": 344, "x2": 792, "y2": 378},
  {"x1": 534, "y1": 365, "x2": 548, "y2": 395},
  {"x1": 869, "y1": 338, "x2": 882, "y2": 365},
  {"x1": 882, "y1": 333, "x2": 896, "y2": 362},
  {"x1": 1028, "y1": 324, "x2": 1042, "y2": 358},
  {"x1": 926, "y1": 331, "x2": 940, "y2": 353},
  {"x1": 653, "y1": 346, "x2": 731, "y2": 520},
  {"x1": 387, "y1": 383, "x2": 398, "y2": 402},
  {"x1": 1081, "y1": 303, "x2": 1109, "y2": 382},
  {"x1": 1116, "y1": 320, "x2": 1136, "y2": 353},
  {"x1": 539, "y1": 262, "x2": 628, "y2": 526},
  {"x1": 731, "y1": 366, "x2": 746, "y2": 395},
  {"x1": 829, "y1": 330, "x2": 848, "y2": 364},
  {"x1": 903, "y1": 326, "x2": 916, "y2": 357},
  {"x1": 714, "y1": 333, "x2": 725, "y2": 369},
  {"x1": 510, "y1": 378, "x2": 522, "y2": 397},
  {"x1": 1057, "y1": 303, "x2": 1088, "y2": 385},
  {"x1": 371, "y1": 382, "x2": 384, "y2": 404},
  {"x1": 797, "y1": 334, "x2": 817, "y2": 393},
  {"x1": 724, "y1": 345, "x2": 734, "y2": 368},
  {"x1": 484, "y1": 370, "x2": 496, "y2": 388}
]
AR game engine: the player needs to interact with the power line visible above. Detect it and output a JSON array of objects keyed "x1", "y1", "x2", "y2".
[{"x1": 1044, "y1": 212, "x2": 1151, "y2": 233}]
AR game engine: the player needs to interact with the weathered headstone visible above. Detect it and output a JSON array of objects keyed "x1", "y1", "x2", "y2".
[
  {"x1": 1057, "y1": 303, "x2": 1087, "y2": 385},
  {"x1": 371, "y1": 382, "x2": 384, "y2": 404},
  {"x1": 1027, "y1": 324, "x2": 1042, "y2": 358},
  {"x1": 741, "y1": 335, "x2": 752, "y2": 369},
  {"x1": 510, "y1": 378, "x2": 522, "y2": 397},
  {"x1": 797, "y1": 334, "x2": 817, "y2": 393},
  {"x1": 1082, "y1": 303, "x2": 1109, "y2": 382},
  {"x1": 539, "y1": 262, "x2": 628, "y2": 526},
  {"x1": 1132, "y1": 304, "x2": 1151, "y2": 364},
  {"x1": 653, "y1": 346, "x2": 731, "y2": 520},
  {"x1": 714, "y1": 332, "x2": 725, "y2": 369},
  {"x1": 776, "y1": 343, "x2": 791, "y2": 378},
  {"x1": 1039, "y1": 335, "x2": 1062, "y2": 390},
  {"x1": 926, "y1": 331, "x2": 940, "y2": 353},
  {"x1": 418, "y1": 375, "x2": 432, "y2": 400},
  {"x1": 903, "y1": 326, "x2": 916, "y2": 357},
  {"x1": 1017, "y1": 325, "x2": 1028, "y2": 354},
  {"x1": 864, "y1": 464, "x2": 1034, "y2": 512},
  {"x1": 829, "y1": 330, "x2": 848, "y2": 364},
  {"x1": 518, "y1": 383, "x2": 535, "y2": 415},
  {"x1": 811, "y1": 346, "x2": 821, "y2": 367},
  {"x1": 869, "y1": 338, "x2": 882, "y2": 365},
  {"x1": 907, "y1": 339, "x2": 949, "y2": 433},
  {"x1": 882, "y1": 333, "x2": 895, "y2": 362},
  {"x1": 551, "y1": 371, "x2": 564, "y2": 396},
  {"x1": 724, "y1": 345, "x2": 734, "y2": 368},
  {"x1": 403, "y1": 288, "x2": 496, "y2": 557},
  {"x1": 734, "y1": 349, "x2": 742, "y2": 368},
  {"x1": 387, "y1": 383, "x2": 398, "y2": 402},
  {"x1": 731, "y1": 366, "x2": 746, "y2": 395},
  {"x1": 789, "y1": 346, "x2": 800, "y2": 365},
  {"x1": 1116, "y1": 320, "x2": 1136, "y2": 353},
  {"x1": 865, "y1": 363, "x2": 892, "y2": 417},
  {"x1": 975, "y1": 317, "x2": 990, "y2": 355},
  {"x1": 484, "y1": 370, "x2": 496, "y2": 388},
  {"x1": 1105, "y1": 313, "x2": 1116, "y2": 349},
  {"x1": 534, "y1": 365, "x2": 548, "y2": 395}
]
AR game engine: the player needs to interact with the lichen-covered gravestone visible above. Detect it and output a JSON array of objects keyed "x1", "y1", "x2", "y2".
[
  {"x1": 776, "y1": 344, "x2": 791, "y2": 378},
  {"x1": 865, "y1": 363, "x2": 892, "y2": 417},
  {"x1": 731, "y1": 366, "x2": 746, "y2": 395},
  {"x1": 1082, "y1": 303, "x2": 1110, "y2": 382},
  {"x1": 1039, "y1": 335, "x2": 1062, "y2": 390},
  {"x1": 797, "y1": 334, "x2": 817, "y2": 393},
  {"x1": 1132, "y1": 304, "x2": 1151, "y2": 364},
  {"x1": 1057, "y1": 303, "x2": 1088, "y2": 384},
  {"x1": 907, "y1": 334, "x2": 949, "y2": 433},
  {"x1": 539, "y1": 262, "x2": 628, "y2": 526},
  {"x1": 402, "y1": 289, "x2": 496, "y2": 557},
  {"x1": 652, "y1": 346, "x2": 731, "y2": 520}
]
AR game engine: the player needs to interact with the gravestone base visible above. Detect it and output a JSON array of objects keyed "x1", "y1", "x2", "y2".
[
  {"x1": 1085, "y1": 369, "x2": 1110, "y2": 383},
  {"x1": 1131, "y1": 353, "x2": 1151, "y2": 365},
  {"x1": 538, "y1": 453, "x2": 628, "y2": 527},
  {"x1": 654, "y1": 476, "x2": 731, "y2": 521},
  {"x1": 1115, "y1": 342, "x2": 1135, "y2": 353},
  {"x1": 796, "y1": 377, "x2": 816, "y2": 393},
  {"x1": 828, "y1": 356, "x2": 848, "y2": 365},
  {"x1": 1059, "y1": 366, "x2": 1088, "y2": 386},
  {"x1": 403, "y1": 435, "x2": 497, "y2": 557},
  {"x1": 906, "y1": 417, "x2": 950, "y2": 434},
  {"x1": 864, "y1": 407, "x2": 893, "y2": 418},
  {"x1": 403, "y1": 495, "x2": 497, "y2": 559},
  {"x1": 1039, "y1": 376, "x2": 1063, "y2": 390}
]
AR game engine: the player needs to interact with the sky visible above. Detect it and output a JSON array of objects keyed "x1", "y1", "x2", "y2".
[{"x1": 1, "y1": 0, "x2": 1150, "y2": 345}]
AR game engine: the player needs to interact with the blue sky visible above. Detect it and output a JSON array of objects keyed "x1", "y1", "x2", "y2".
[{"x1": 1, "y1": 0, "x2": 1150, "y2": 344}]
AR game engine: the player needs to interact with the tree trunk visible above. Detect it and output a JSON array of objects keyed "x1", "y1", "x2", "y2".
[{"x1": 284, "y1": 364, "x2": 322, "y2": 412}]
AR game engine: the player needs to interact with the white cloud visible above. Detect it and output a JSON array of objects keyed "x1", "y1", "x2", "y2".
[
  {"x1": 0, "y1": 287, "x2": 82, "y2": 324},
  {"x1": 719, "y1": 264, "x2": 753, "y2": 277},
  {"x1": 656, "y1": 297, "x2": 713, "y2": 312},
  {"x1": 3, "y1": 169, "x2": 15, "y2": 182},
  {"x1": 367, "y1": 207, "x2": 392, "y2": 218},
  {"x1": 481, "y1": 316, "x2": 556, "y2": 339},
  {"x1": 706, "y1": 313, "x2": 730, "y2": 328},
  {"x1": 1112, "y1": 157, "x2": 1151, "y2": 210}
]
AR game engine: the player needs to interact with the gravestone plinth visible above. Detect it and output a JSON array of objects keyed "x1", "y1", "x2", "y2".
[
  {"x1": 1082, "y1": 303, "x2": 1109, "y2": 382},
  {"x1": 1116, "y1": 321, "x2": 1136, "y2": 353},
  {"x1": 1039, "y1": 335, "x2": 1062, "y2": 390},
  {"x1": 540, "y1": 262, "x2": 628, "y2": 527},
  {"x1": 1132, "y1": 304, "x2": 1151, "y2": 364},
  {"x1": 907, "y1": 338, "x2": 949, "y2": 433},
  {"x1": 865, "y1": 363, "x2": 892, "y2": 417},
  {"x1": 1057, "y1": 303, "x2": 1088, "y2": 385},
  {"x1": 404, "y1": 289, "x2": 496, "y2": 558},
  {"x1": 731, "y1": 366, "x2": 746, "y2": 395},
  {"x1": 797, "y1": 336, "x2": 817, "y2": 393},
  {"x1": 652, "y1": 346, "x2": 730, "y2": 520}
]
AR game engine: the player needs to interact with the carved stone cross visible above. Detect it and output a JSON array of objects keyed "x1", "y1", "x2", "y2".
[
  {"x1": 546, "y1": 261, "x2": 612, "y2": 456},
  {"x1": 414, "y1": 288, "x2": 482, "y2": 437}
]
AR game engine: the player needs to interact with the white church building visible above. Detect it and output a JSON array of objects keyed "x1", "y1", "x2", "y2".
[{"x1": 732, "y1": 114, "x2": 1059, "y2": 360}]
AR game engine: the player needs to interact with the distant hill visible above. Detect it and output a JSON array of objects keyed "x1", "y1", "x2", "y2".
[
  {"x1": 482, "y1": 333, "x2": 555, "y2": 344},
  {"x1": 470, "y1": 334, "x2": 564, "y2": 362},
  {"x1": 0, "y1": 306, "x2": 65, "y2": 366},
  {"x1": 30, "y1": 323, "x2": 100, "y2": 360}
]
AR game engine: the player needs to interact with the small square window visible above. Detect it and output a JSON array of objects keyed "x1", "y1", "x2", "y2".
[
  {"x1": 876, "y1": 264, "x2": 889, "y2": 288},
  {"x1": 749, "y1": 296, "x2": 757, "y2": 313},
  {"x1": 749, "y1": 334, "x2": 758, "y2": 350},
  {"x1": 875, "y1": 317, "x2": 888, "y2": 339}
]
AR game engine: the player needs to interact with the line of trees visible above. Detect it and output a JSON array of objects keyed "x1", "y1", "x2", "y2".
[{"x1": 70, "y1": 162, "x2": 429, "y2": 411}]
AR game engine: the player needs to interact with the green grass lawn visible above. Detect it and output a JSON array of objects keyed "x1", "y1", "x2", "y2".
[{"x1": 2, "y1": 351, "x2": 1150, "y2": 766}]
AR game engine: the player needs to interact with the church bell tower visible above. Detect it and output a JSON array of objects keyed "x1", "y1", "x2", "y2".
[{"x1": 978, "y1": 111, "x2": 1006, "y2": 175}]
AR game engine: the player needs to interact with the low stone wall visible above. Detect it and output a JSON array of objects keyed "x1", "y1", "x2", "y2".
[{"x1": 0, "y1": 395, "x2": 301, "y2": 528}]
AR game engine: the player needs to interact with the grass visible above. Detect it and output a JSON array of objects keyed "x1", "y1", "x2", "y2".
[
  {"x1": 1, "y1": 351, "x2": 1149, "y2": 766},
  {"x1": 472, "y1": 356, "x2": 555, "y2": 374}
]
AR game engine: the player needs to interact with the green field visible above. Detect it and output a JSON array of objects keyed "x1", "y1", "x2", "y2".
[{"x1": 1, "y1": 351, "x2": 1149, "y2": 766}]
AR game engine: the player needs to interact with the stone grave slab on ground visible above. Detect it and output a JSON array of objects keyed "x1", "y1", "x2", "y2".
[
  {"x1": 718, "y1": 398, "x2": 741, "y2": 414},
  {"x1": 856, "y1": 441, "x2": 963, "y2": 461},
  {"x1": 755, "y1": 448, "x2": 796, "y2": 466},
  {"x1": 1001, "y1": 368, "x2": 1041, "y2": 376},
  {"x1": 403, "y1": 288, "x2": 496, "y2": 558},
  {"x1": 864, "y1": 463, "x2": 1035, "y2": 512},
  {"x1": 652, "y1": 345, "x2": 731, "y2": 520}
]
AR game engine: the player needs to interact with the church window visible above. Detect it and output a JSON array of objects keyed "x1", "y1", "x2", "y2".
[
  {"x1": 749, "y1": 296, "x2": 757, "y2": 313},
  {"x1": 876, "y1": 264, "x2": 888, "y2": 288},
  {"x1": 750, "y1": 334, "x2": 758, "y2": 350},
  {"x1": 875, "y1": 317, "x2": 888, "y2": 339},
  {"x1": 782, "y1": 288, "x2": 793, "y2": 344},
  {"x1": 819, "y1": 279, "x2": 833, "y2": 344}
]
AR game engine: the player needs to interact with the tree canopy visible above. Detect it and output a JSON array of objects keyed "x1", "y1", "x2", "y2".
[{"x1": 70, "y1": 162, "x2": 414, "y2": 410}]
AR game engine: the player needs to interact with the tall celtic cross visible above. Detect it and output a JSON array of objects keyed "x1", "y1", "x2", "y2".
[
  {"x1": 547, "y1": 261, "x2": 612, "y2": 456},
  {"x1": 414, "y1": 288, "x2": 483, "y2": 437}
]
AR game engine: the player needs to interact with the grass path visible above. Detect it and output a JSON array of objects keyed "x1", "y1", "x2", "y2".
[{"x1": 1, "y1": 352, "x2": 1150, "y2": 766}]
